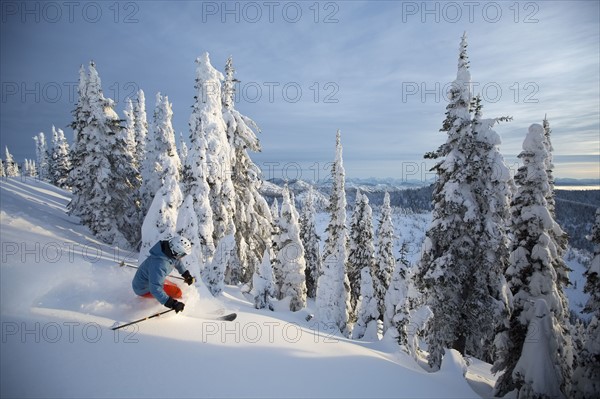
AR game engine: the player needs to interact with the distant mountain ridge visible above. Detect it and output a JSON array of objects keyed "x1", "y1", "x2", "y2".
[{"x1": 555, "y1": 178, "x2": 600, "y2": 186}]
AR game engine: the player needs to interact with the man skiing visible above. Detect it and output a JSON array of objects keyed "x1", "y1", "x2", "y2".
[{"x1": 132, "y1": 236, "x2": 196, "y2": 313}]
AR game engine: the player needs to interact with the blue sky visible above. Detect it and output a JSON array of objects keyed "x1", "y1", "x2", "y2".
[{"x1": 1, "y1": 0, "x2": 598, "y2": 182}]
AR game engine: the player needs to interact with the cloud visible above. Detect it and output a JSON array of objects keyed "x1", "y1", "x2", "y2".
[{"x1": 0, "y1": 1, "x2": 597, "y2": 179}]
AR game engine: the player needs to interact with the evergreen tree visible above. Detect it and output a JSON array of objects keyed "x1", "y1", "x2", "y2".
[
  {"x1": 49, "y1": 126, "x2": 71, "y2": 189},
  {"x1": 33, "y1": 132, "x2": 49, "y2": 180},
  {"x1": 183, "y1": 122, "x2": 214, "y2": 265},
  {"x1": 571, "y1": 208, "x2": 600, "y2": 398},
  {"x1": 415, "y1": 33, "x2": 512, "y2": 368},
  {"x1": 316, "y1": 130, "x2": 351, "y2": 335},
  {"x1": 134, "y1": 90, "x2": 148, "y2": 173},
  {"x1": 24, "y1": 159, "x2": 37, "y2": 177},
  {"x1": 493, "y1": 124, "x2": 573, "y2": 398},
  {"x1": 4, "y1": 147, "x2": 19, "y2": 177},
  {"x1": 375, "y1": 191, "x2": 395, "y2": 323},
  {"x1": 270, "y1": 198, "x2": 283, "y2": 298},
  {"x1": 0, "y1": 159, "x2": 6, "y2": 177},
  {"x1": 352, "y1": 267, "x2": 379, "y2": 340},
  {"x1": 191, "y1": 53, "x2": 235, "y2": 248},
  {"x1": 347, "y1": 190, "x2": 376, "y2": 322},
  {"x1": 203, "y1": 224, "x2": 235, "y2": 296},
  {"x1": 251, "y1": 248, "x2": 275, "y2": 311},
  {"x1": 73, "y1": 62, "x2": 140, "y2": 247},
  {"x1": 275, "y1": 185, "x2": 307, "y2": 311},
  {"x1": 139, "y1": 93, "x2": 183, "y2": 260},
  {"x1": 384, "y1": 242, "x2": 410, "y2": 335},
  {"x1": 123, "y1": 98, "x2": 138, "y2": 168},
  {"x1": 541, "y1": 115, "x2": 556, "y2": 214},
  {"x1": 385, "y1": 242, "x2": 431, "y2": 358},
  {"x1": 184, "y1": 54, "x2": 235, "y2": 276},
  {"x1": 270, "y1": 198, "x2": 280, "y2": 221},
  {"x1": 222, "y1": 56, "x2": 272, "y2": 284},
  {"x1": 512, "y1": 299, "x2": 569, "y2": 399},
  {"x1": 299, "y1": 186, "x2": 322, "y2": 299},
  {"x1": 542, "y1": 115, "x2": 571, "y2": 303},
  {"x1": 47, "y1": 127, "x2": 57, "y2": 180},
  {"x1": 68, "y1": 65, "x2": 92, "y2": 223},
  {"x1": 139, "y1": 89, "x2": 160, "y2": 219},
  {"x1": 390, "y1": 252, "x2": 412, "y2": 349},
  {"x1": 130, "y1": 91, "x2": 147, "y2": 232}
]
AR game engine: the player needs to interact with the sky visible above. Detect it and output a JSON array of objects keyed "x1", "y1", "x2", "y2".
[{"x1": 1, "y1": 0, "x2": 599, "y2": 182}]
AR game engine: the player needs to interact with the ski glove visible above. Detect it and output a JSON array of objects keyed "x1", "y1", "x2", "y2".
[
  {"x1": 165, "y1": 297, "x2": 185, "y2": 313},
  {"x1": 182, "y1": 270, "x2": 195, "y2": 286}
]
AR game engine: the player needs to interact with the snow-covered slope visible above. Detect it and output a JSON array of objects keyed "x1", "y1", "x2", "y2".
[{"x1": 1, "y1": 177, "x2": 493, "y2": 398}]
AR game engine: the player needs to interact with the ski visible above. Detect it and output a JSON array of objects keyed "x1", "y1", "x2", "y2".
[{"x1": 207, "y1": 312, "x2": 237, "y2": 322}]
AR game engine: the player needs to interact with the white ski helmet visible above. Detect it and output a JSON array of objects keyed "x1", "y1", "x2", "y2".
[{"x1": 168, "y1": 236, "x2": 192, "y2": 257}]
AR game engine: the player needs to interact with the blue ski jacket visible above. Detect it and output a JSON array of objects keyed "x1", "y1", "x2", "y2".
[{"x1": 132, "y1": 241, "x2": 187, "y2": 304}]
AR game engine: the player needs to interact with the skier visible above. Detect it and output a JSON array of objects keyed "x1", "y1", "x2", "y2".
[{"x1": 132, "y1": 236, "x2": 196, "y2": 313}]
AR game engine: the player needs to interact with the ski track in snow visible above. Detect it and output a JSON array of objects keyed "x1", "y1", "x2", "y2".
[{"x1": 6, "y1": 176, "x2": 579, "y2": 398}]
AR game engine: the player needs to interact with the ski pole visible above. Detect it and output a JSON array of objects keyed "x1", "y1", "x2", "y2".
[
  {"x1": 111, "y1": 309, "x2": 175, "y2": 331},
  {"x1": 118, "y1": 261, "x2": 185, "y2": 281}
]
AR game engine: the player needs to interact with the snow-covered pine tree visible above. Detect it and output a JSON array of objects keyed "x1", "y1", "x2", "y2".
[
  {"x1": 512, "y1": 299, "x2": 569, "y2": 399},
  {"x1": 571, "y1": 208, "x2": 600, "y2": 398},
  {"x1": 47, "y1": 127, "x2": 58, "y2": 180},
  {"x1": 4, "y1": 147, "x2": 19, "y2": 177},
  {"x1": 203, "y1": 223, "x2": 235, "y2": 296},
  {"x1": 375, "y1": 191, "x2": 395, "y2": 322},
  {"x1": 316, "y1": 130, "x2": 351, "y2": 335},
  {"x1": 415, "y1": 33, "x2": 512, "y2": 368},
  {"x1": 76, "y1": 61, "x2": 140, "y2": 247},
  {"x1": 0, "y1": 159, "x2": 5, "y2": 177},
  {"x1": 385, "y1": 240, "x2": 431, "y2": 358},
  {"x1": 542, "y1": 115, "x2": 571, "y2": 304},
  {"x1": 23, "y1": 159, "x2": 36, "y2": 177},
  {"x1": 134, "y1": 90, "x2": 148, "y2": 173},
  {"x1": 493, "y1": 124, "x2": 573, "y2": 398},
  {"x1": 33, "y1": 132, "x2": 49, "y2": 180},
  {"x1": 469, "y1": 95, "x2": 514, "y2": 362},
  {"x1": 271, "y1": 198, "x2": 280, "y2": 221},
  {"x1": 182, "y1": 119, "x2": 214, "y2": 266},
  {"x1": 123, "y1": 98, "x2": 138, "y2": 168},
  {"x1": 347, "y1": 190, "x2": 376, "y2": 323},
  {"x1": 270, "y1": 198, "x2": 283, "y2": 298},
  {"x1": 299, "y1": 186, "x2": 322, "y2": 298},
  {"x1": 182, "y1": 53, "x2": 237, "y2": 297},
  {"x1": 128, "y1": 91, "x2": 147, "y2": 233},
  {"x1": 68, "y1": 65, "x2": 92, "y2": 222},
  {"x1": 251, "y1": 248, "x2": 275, "y2": 311},
  {"x1": 139, "y1": 93, "x2": 183, "y2": 261},
  {"x1": 352, "y1": 267, "x2": 379, "y2": 340},
  {"x1": 49, "y1": 126, "x2": 71, "y2": 189},
  {"x1": 275, "y1": 185, "x2": 307, "y2": 311},
  {"x1": 222, "y1": 56, "x2": 272, "y2": 284},
  {"x1": 191, "y1": 53, "x2": 235, "y2": 248},
  {"x1": 139, "y1": 89, "x2": 161, "y2": 219},
  {"x1": 384, "y1": 241, "x2": 409, "y2": 335},
  {"x1": 153, "y1": 93, "x2": 181, "y2": 178},
  {"x1": 542, "y1": 115, "x2": 556, "y2": 213}
]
